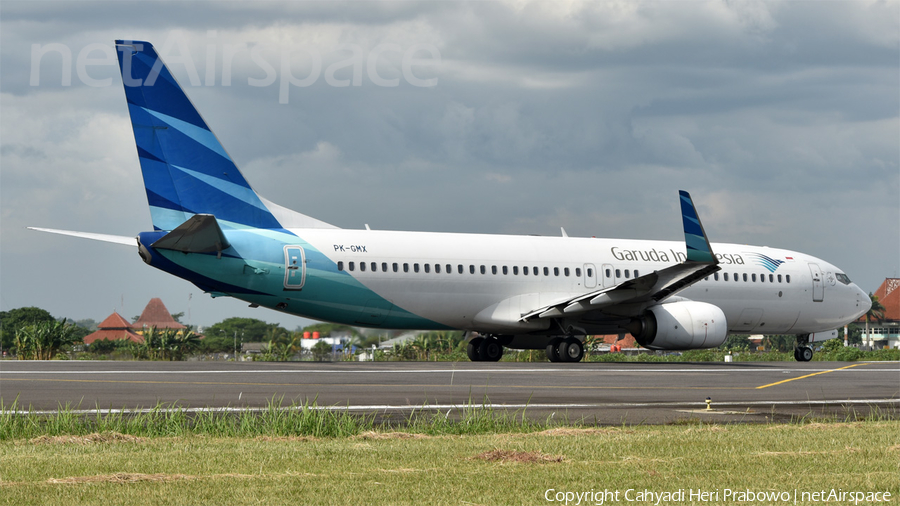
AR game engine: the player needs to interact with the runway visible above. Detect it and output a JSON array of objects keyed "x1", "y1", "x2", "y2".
[{"x1": 2, "y1": 360, "x2": 898, "y2": 424}]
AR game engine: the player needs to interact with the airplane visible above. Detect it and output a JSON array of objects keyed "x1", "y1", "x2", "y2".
[{"x1": 30, "y1": 40, "x2": 872, "y2": 363}]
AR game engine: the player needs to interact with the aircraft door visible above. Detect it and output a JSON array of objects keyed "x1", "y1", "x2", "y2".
[
  {"x1": 808, "y1": 263, "x2": 824, "y2": 302},
  {"x1": 584, "y1": 263, "x2": 597, "y2": 288},
  {"x1": 283, "y1": 246, "x2": 306, "y2": 290},
  {"x1": 601, "y1": 264, "x2": 614, "y2": 288}
]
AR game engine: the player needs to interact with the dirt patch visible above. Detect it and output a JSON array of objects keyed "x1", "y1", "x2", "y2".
[
  {"x1": 755, "y1": 448, "x2": 859, "y2": 457},
  {"x1": 254, "y1": 436, "x2": 317, "y2": 443},
  {"x1": 47, "y1": 472, "x2": 256, "y2": 484},
  {"x1": 353, "y1": 431, "x2": 431, "y2": 440},
  {"x1": 685, "y1": 425, "x2": 727, "y2": 433},
  {"x1": 888, "y1": 445, "x2": 900, "y2": 452},
  {"x1": 533, "y1": 427, "x2": 627, "y2": 437},
  {"x1": 472, "y1": 449, "x2": 564, "y2": 464},
  {"x1": 799, "y1": 423, "x2": 857, "y2": 430},
  {"x1": 29, "y1": 433, "x2": 145, "y2": 445}
]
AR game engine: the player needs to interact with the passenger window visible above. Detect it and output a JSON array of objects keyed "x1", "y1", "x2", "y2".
[
  {"x1": 777, "y1": 274, "x2": 782, "y2": 283},
  {"x1": 480, "y1": 265, "x2": 486, "y2": 275},
  {"x1": 469, "y1": 265, "x2": 475, "y2": 274},
  {"x1": 349, "y1": 261, "x2": 355, "y2": 271},
  {"x1": 502, "y1": 266, "x2": 508, "y2": 275},
  {"x1": 491, "y1": 266, "x2": 497, "y2": 275},
  {"x1": 382, "y1": 262, "x2": 387, "y2": 272},
  {"x1": 625, "y1": 269, "x2": 630, "y2": 279},
  {"x1": 424, "y1": 264, "x2": 429, "y2": 273},
  {"x1": 513, "y1": 266, "x2": 519, "y2": 275},
  {"x1": 458, "y1": 264, "x2": 463, "y2": 274},
  {"x1": 403, "y1": 263, "x2": 409, "y2": 273},
  {"x1": 576, "y1": 268, "x2": 582, "y2": 277},
  {"x1": 769, "y1": 274, "x2": 774, "y2": 283},
  {"x1": 533, "y1": 267, "x2": 539, "y2": 276},
  {"x1": 723, "y1": 273, "x2": 728, "y2": 281},
  {"x1": 338, "y1": 261, "x2": 344, "y2": 271},
  {"x1": 360, "y1": 262, "x2": 366, "y2": 272},
  {"x1": 751, "y1": 273, "x2": 756, "y2": 282},
  {"x1": 436, "y1": 264, "x2": 441, "y2": 274},
  {"x1": 786, "y1": 275, "x2": 791, "y2": 283},
  {"x1": 392, "y1": 262, "x2": 398, "y2": 272},
  {"x1": 446, "y1": 264, "x2": 452, "y2": 274},
  {"x1": 605, "y1": 268, "x2": 611, "y2": 277},
  {"x1": 634, "y1": 270, "x2": 639, "y2": 277},
  {"x1": 554, "y1": 267, "x2": 559, "y2": 276},
  {"x1": 414, "y1": 263, "x2": 420, "y2": 273},
  {"x1": 615, "y1": 269, "x2": 620, "y2": 278},
  {"x1": 743, "y1": 273, "x2": 748, "y2": 282},
  {"x1": 543, "y1": 267, "x2": 549, "y2": 276},
  {"x1": 734, "y1": 273, "x2": 738, "y2": 282},
  {"x1": 586, "y1": 268, "x2": 592, "y2": 277},
  {"x1": 714, "y1": 273, "x2": 719, "y2": 281},
  {"x1": 523, "y1": 266, "x2": 529, "y2": 276},
  {"x1": 564, "y1": 267, "x2": 570, "y2": 276}
]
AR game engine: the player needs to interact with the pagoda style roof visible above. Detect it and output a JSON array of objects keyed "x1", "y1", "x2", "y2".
[
  {"x1": 96, "y1": 311, "x2": 133, "y2": 330},
  {"x1": 84, "y1": 328, "x2": 144, "y2": 344},
  {"x1": 132, "y1": 298, "x2": 185, "y2": 330}
]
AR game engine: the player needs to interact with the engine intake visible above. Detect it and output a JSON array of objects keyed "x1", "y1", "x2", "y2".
[{"x1": 630, "y1": 301, "x2": 727, "y2": 350}]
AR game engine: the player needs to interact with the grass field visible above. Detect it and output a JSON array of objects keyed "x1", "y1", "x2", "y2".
[{"x1": 2, "y1": 421, "x2": 898, "y2": 506}]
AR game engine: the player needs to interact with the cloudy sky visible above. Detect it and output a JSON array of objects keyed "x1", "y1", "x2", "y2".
[{"x1": 2, "y1": 0, "x2": 898, "y2": 330}]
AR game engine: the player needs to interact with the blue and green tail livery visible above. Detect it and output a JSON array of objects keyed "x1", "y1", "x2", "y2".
[{"x1": 115, "y1": 40, "x2": 280, "y2": 231}]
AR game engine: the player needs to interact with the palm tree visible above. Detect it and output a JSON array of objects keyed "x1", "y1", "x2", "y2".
[{"x1": 864, "y1": 293, "x2": 886, "y2": 347}]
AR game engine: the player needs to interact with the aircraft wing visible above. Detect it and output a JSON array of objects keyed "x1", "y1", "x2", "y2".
[
  {"x1": 27, "y1": 227, "x2": 135, "y2": 246},
  {"x1": 520, "y1": 191, "x2": 720, "y2": 321}
]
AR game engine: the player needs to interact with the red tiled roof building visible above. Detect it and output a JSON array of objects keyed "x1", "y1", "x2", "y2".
[
  {"x1": 859, "y1": 279, "x2": 900, "y2": 349},
  {"x1": 83, "y1": 312, "x2": 144, "y2": 344},
  {"x1": 132, "y1": 298, "x2": 185, "y2": 331},
  {"x1": 83, "y1": 298, "x2": 185, "y2": 345}
]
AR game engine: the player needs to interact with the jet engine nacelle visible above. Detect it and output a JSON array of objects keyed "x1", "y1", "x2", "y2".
[{"x1": 631, "y1": 301, "x2": 727, "y2": 350}]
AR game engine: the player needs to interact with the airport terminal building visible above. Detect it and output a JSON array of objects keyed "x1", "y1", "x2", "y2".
[{"x1": 860, "y1": 278, "x2": 900, "y2": 349}]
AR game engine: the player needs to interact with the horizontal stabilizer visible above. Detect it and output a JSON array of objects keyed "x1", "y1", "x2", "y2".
[
  {"x1": 27, "y1": 227, "x2": 135, "y2": 246},
  {"x1": 151, "y1": 214, "x2": 230, "y2": 254}
]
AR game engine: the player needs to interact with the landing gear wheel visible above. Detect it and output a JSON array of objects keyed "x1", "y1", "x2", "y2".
[
  {"x1": 479, "y1": 338, "x2": 504, "y2": 362},
  {"x1": 559, "y1": 337, "x2": 584, "y2": 362},
  {"x1": 798, "y1": 346, "x2": 813, "y2": 362},
  {"x1": 467, "y1": 337, "x2": 484, "y2": 361},
  {"x1": 546, "y1": 338, "x2": 563, "y2": 362}
]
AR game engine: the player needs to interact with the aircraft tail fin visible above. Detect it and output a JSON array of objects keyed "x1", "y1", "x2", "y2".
[{"x1": 115, "y1": 40, "x2": 337, "y2": 232}]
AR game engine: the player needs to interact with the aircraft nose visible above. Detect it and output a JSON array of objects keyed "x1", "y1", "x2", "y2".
[{"x1": 858, "y1": 286, "x2": 871, "y2": 315}]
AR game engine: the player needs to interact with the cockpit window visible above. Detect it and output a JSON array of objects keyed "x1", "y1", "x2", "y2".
[{"x1": 835, "y1": 273, "x2": 851, "y2": 285}]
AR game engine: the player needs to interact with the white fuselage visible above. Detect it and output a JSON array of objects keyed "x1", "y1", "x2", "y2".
[{"x1": 290, "y1": 229, "x2": 869, "y2": 336}]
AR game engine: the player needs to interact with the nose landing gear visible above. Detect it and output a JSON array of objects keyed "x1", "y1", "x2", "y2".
[{"x1": 794, "y1": 334, "x2": 813, "y2": 362}]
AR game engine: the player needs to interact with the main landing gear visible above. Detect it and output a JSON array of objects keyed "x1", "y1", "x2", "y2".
[
  {"x1": 467, "y1": 336, "x2": 504, "y2": 362},
  {"x1": 794, "y1": 334, "x2": 813, "y2": 362},
  {"x1": 546, "y1": 337, "x2": 584, "y2": 363}
]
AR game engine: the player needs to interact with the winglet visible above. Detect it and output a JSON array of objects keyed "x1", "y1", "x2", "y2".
[{"x1": 678, "y1": 191, "x2": 717, "y2": 264}]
